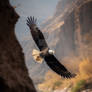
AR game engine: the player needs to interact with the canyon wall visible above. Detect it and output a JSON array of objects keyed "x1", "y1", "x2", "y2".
[{"x1": 0, "y1": 0, "x2": 36, "y2": 92}]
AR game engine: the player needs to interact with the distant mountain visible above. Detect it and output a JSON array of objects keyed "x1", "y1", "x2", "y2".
[{"x1": 54, "y1": 0, "x2": 76, "y2": 17}]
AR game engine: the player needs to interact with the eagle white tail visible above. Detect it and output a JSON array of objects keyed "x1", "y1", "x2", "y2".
[{"x1": 32, "y1": 49, "x2": 43, "y2": 63}]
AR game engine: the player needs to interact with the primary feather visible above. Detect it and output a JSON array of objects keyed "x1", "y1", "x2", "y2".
[{"x1": 26, "y1": 16, "x2": 48, "y2": 51}]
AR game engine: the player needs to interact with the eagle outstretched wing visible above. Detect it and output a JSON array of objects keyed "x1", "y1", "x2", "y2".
[
  {"x1": 26, "y1": 16, "x2": 76, "y2": 78},
  {"x1": 26, "y1": 16, "x2": 48, "y2": 51},
  {"x1": 45, "y1": 54, "x2": 76, "y2": 78}
]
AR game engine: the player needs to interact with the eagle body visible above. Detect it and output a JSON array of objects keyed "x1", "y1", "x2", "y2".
[
  {"x1": 26, "y1": 16, "x2": 76, "y2": 78},
  {"x1": 32, "y1": 48, "x2": 55, "y2": 63}
]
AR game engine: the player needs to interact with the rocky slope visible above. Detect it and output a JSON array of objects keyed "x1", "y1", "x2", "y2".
[{"x1": 0, "y1": 0, "x2": 36, "y2": 92}]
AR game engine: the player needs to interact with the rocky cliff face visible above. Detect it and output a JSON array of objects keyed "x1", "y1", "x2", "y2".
[
  {"x1": 0, "y1": 0, "x2": 36, "y2": 92},
  {"x1": 42, "y1": 0, "x2": 92, "y2": 62}
]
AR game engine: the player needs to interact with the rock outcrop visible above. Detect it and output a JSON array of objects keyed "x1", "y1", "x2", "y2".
[{"x1": 0, "y1": 0, "x2": 36, "y2": 92}]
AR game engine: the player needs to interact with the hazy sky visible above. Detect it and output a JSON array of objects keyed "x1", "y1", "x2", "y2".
[{"x1": 10, "y1": 0, "x2": 58, "y2": 42}]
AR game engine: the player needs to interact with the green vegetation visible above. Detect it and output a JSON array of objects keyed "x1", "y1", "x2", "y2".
[
  {"x1": 71, "y1": 80, "x2": 86, "y2": 92},
  {"x1": 52, "y1": 81, "x2": 62, "y2": 90}
]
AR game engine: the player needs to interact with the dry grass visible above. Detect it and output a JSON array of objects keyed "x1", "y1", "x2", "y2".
[{"x1": 38, "y1": 57, "x2": 92, "y2": 92}]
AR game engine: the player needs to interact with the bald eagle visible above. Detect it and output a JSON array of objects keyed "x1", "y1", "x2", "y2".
[{"x1": 26, "y1": 16, "x2": 76, "y2": 78}]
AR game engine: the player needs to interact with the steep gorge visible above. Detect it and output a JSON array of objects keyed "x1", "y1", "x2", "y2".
[
  {"x1": 21, "y1": 0, "x2": 92, "y2": 88},
  {"x1": 38, "y1": 0, "x2": 92, "y2": 91}
]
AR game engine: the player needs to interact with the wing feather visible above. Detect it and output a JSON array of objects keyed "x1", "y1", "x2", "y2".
[
  {"x1": 26, "y1": 16, "x2": 48, "y2": 51},
  {"x1": 44, "y1": 54, "x2": 76, "y2": 78}
]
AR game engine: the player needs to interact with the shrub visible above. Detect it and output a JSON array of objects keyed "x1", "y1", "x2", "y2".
[{"x1": 71, "y1": 80, "x2": 86, "y2": 92}]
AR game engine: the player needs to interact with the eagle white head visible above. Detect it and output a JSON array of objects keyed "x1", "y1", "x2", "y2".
[{"x1": 48, "y1": 49, "x2": 55, "y2": 55}]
